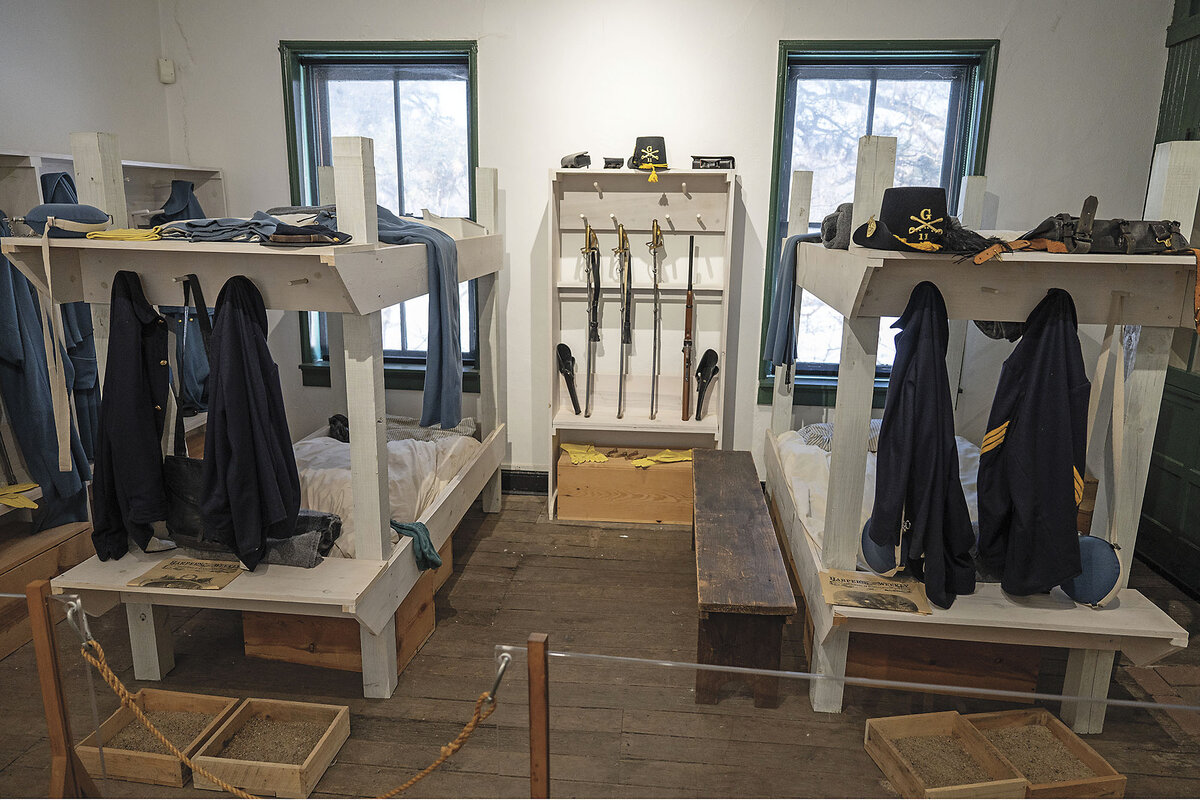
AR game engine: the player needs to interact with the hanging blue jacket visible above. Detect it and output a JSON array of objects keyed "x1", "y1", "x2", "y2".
[
  {"x1": 91, "y1": 271, "x2": 171, "y2": 559},
  {"x1": 869, "y1": 281, "x2": 976, "y2": 608},
  {"x1": 201, "y1": 277, "x2": 300, "y2": 570},
  {"x1": 978, "y1": 289, "x2": 1090, "y2": 595},
  {"x1": 0, "y1": 216, "x2": 90, "y2": 531}
]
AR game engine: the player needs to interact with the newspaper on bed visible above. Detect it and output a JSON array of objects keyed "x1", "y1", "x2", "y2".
[
  {"x1": 819, "y1": 569, "x2": 932, "y2": 614},
  {"x1": 128, "y1": 558, "x2": 244, "y2": 590}
]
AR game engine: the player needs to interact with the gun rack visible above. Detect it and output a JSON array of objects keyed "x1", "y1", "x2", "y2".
[{"x1": 546, "y1": 169, "x2": 738, "y2": 522}]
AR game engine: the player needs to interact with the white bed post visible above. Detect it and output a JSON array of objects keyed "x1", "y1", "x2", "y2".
[
  {"x1": 475, "y1": 167, "x2": 503, "y2": 513},
  {"x1": 770, "y1": 171, "x2": 812, "y2": 436},
  {"x1": 947, "y1": 176, "x2": 986, "y2": 409},
  {"x1": 1063, "y1": 142, "x2": 1199, "y2": 735},
  {"x1": 70, "y1": 132, "x2": 127, "y2": 389},
  {"x1": 809, "y1": 136, "x2": 894, "y2": 714},
  {"x1": 125, "y1": 602, "x2": 174, "y2": 680},
  {"x1": 331, "y1": 136, "x2": 398, "y2": 698}
]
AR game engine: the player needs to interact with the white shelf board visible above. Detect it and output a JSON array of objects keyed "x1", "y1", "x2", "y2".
[
  {"x1": 52, "y1": 546, "x2": 395, "y2": 626},
  {"x1": 556, "y1": 284, "x2": 723, "y2": 297},
  {"x1": 797, "y1": 242, "x2": 1197, "y2": 326},
  {"x1": 0, "y1": 232, "x2": 503, "y2": 315},
  {"x1": 553, "y1": 406, "x2": 718, "y2": 435}
]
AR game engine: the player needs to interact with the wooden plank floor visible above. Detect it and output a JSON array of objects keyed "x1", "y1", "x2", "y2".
[{"x1": 0, "y1": 495, "x2": 1198, "y2": 798}]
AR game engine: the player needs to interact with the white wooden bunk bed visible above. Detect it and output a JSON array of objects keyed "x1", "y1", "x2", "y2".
[
  {"x1": 0, "y1": 134, "x2": 506, "y2": 699},
  {"x1": 762, "y1": 137, "x2": 1191, "y2": 734}
]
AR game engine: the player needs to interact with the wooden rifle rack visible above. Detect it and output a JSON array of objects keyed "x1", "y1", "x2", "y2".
[{"x1": 24, "y1": 578, "x2": 100, "y2": 797}]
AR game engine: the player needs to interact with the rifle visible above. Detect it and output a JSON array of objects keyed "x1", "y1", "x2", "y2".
[
  {"x1": 681, "y1": 236, "x2": 695, "y2": 421},
  {"x1": 582, "y1": 224, "x2": 601, "y2": 417},
  {"x1": 615, "y1": 224, "x2": 632, "y2": 419},
  {"x1": 647, "y1": 219, "x2": 664, "y2": 419}
]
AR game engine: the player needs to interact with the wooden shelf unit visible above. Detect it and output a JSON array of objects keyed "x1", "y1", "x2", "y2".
[
  {"x1": 547, "y1": 169, "x2": 738, "y2": 520},
  {"x1": 764, "y1": 136, "x2": 1192, "y2": 735},
  {"x1": 0, "y1": 139, "x2": 230, "y2": 659},
  {"x1": 0, "y1": 133, "x2": 506, "y2": 699}
]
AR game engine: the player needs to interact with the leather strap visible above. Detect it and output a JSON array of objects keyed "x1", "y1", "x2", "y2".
[
  {"x1": 1073, "y1": 195, "x2": 1098, "y2": 254},
  {"x1": 171, "y1": 274, "x2": 211, "y2": 458},
  {"x1": 38, "y1": 219, "x2": 73, "y2": 471},
  {"x1": 972, "y1": 238, "x2": 1068, "y2": 265}
]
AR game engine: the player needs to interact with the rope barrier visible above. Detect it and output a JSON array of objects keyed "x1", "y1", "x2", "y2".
[{"x1": 79, "y1": 639, "x2": 497, "y2": 798}]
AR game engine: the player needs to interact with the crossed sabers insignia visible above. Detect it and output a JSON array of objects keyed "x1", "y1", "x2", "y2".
[
  {"x1": 908, "y1": 215, "x2": 944, "y2": 236},
  {"x1": 639, "y1": 145, "x2": 660, "y2": 162}
]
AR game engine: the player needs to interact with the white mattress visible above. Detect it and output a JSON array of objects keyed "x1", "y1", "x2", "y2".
[
  {"x1": 776, "y1": 430, "x2": 980, "y2": 552},
  {"x1": 293, "y1": 429, "x2": 481, "y2": 558}
]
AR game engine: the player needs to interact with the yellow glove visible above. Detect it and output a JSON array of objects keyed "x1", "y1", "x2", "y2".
[
  {"x1": 649, "y1": 448, "x2": 692, "y2": 463},
  {"x1": 0, "y1": 483, "x2": 40, "y2": 509},
  {"x1": 560, "y1": 443, "x2": 608, "y2": 465}
]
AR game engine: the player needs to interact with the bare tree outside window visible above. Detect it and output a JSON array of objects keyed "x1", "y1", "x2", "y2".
[
  {"x1": 304, "y1": 60, "x2": 473, "y2": 361},
  {"x1": 779, "y1": 62, "x2": 973, "y2": 371}
]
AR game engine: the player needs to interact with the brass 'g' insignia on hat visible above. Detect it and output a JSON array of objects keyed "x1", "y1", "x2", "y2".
[
  {"x1": 639, "y1": 145, "x2": 660, "y2": 162},
  {"x1": 866, "y1": 217, "x2": 877, "y2": 237}
]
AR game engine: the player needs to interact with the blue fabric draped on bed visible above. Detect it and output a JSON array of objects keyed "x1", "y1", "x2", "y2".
[{"x1": 764, "y1": 234, "x2": 805, "y2": 368}]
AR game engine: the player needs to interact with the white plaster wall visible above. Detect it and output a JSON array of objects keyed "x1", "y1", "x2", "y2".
[
  {"x1": 141, "y1": 0, "x2": 1170, "y2": 469},
  {"x1": 0, "y1": 0, "x2": 170, "y2": 161}
]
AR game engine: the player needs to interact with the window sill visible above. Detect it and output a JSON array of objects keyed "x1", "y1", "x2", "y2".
[
  {"x1": 299, "y1": 361, "x2": 481, "y2": 393},
  {"x1": 756, "y1": 373, "x2": 888, "y2": 408}
]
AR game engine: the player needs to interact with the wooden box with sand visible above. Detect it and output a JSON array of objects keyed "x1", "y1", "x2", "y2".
[
  {"x1": 74, "y1": 688, "x2": 239, "y2": 787},
  {"x1": 965, "y1": 709, "x2": 1126, "y2": 798},
  {"x1": 192, "y1": 698, "x2": 349, "y2": 798},
  {"x1": 865, "y1": 711, "x2": 1028, "y2": 798}
]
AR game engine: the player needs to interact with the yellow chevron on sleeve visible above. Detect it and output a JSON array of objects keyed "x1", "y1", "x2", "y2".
[
  {"x1": 980, "y1": 420, "x2": 1010, "y2": 454},
  {"x1": 1074, "y1": 466, "x2": 1085, "y2": 505}
]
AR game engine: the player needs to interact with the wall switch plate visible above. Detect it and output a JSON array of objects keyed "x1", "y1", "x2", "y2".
[{"x1": 158, "y1": 58, "x2": 176, "y2": 85}]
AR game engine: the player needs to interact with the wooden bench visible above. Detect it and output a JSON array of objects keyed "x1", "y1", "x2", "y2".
[{"x1": 692, "y1": 449, "x2": 796, "y2": 708}]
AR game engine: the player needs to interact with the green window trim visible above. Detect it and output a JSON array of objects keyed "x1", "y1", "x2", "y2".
[
  {"x1": 757, "y1": 39, "x2": 999, "y2": 408},
  {"x1": 280, "y1": 39, "x2": 481, "y2": 391}
]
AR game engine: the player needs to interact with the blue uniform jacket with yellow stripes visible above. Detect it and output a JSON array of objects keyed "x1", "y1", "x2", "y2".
[
  {"x1": 978, "y1": 288, "x2": 1090, "y2": 595},
  {"x1": 870, "y1": 281, "x2": 976, "y2": 608}
]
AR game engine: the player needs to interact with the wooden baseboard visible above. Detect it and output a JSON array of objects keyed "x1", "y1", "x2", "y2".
[{"x1": 242, "y1": 538, "x2": 451, "y2": 674}]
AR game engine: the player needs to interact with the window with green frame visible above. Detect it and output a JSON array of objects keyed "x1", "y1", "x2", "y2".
[
  {"x1": 758, "y1": 40, "x2": 998, "y2": 407},
  {"x1": 280, "y1": 41, "x2": 481, "y2": 391}
]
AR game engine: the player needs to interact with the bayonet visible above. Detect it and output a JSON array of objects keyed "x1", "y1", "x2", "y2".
[
  {"x1": 647, "y1": 219, "x2": 664, "y2": 419},
  {"x1": 582, "y1": 224, "x2": 601, "y2": 416},
  {"x1": 682, "y1": 236, "x2": 695, "y2": 421},
  {"x1": 616, "y1": 225, "x2": 632, "y2": 419}
]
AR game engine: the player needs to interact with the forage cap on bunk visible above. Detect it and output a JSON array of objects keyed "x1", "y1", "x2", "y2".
[
  {"x1": 852, "y1": 186, "x2": 992, "y2": 254},
  {"x1": 628, "y1": 136, "x2": 668, "y2": 182}
]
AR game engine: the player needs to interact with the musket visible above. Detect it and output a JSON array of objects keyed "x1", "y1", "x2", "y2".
[
  {"x1": 681, "y1": 235, "x2": 695, "y2": 421},
  {"x1": 647, "y1": 219, "x2": 664, "y2": 419},
  {"x1": 615, "y1": 224, "x2": 632, "y2": 419},
  {"x1": 582, "y1": 224, "x2": 601, "y2": 417}
]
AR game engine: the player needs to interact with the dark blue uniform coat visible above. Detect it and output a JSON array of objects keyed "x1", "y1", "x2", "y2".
[
  {"x1": 870, "y1": 281, "x2": 976, "y2": 608},
  {"x1": 978, "y1": 289, "x2": 1089, "y2": 595},
  {"x1": 201, "y1": 277, "x2": 299, "y2": 570},
  {"x1": 92, "y1": 271, "x2": 170, "y2": 558}
]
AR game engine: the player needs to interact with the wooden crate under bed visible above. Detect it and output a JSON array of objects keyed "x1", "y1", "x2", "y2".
[
  {"x1": 556, "y1": 446, "x2": 693, "y2": 525},
  {"x1": 242, "y1": 537, "x2": 452, "y2": 673},
  {"x1": 74, "y1": 688, "x2": 239, "y2": 788}
]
